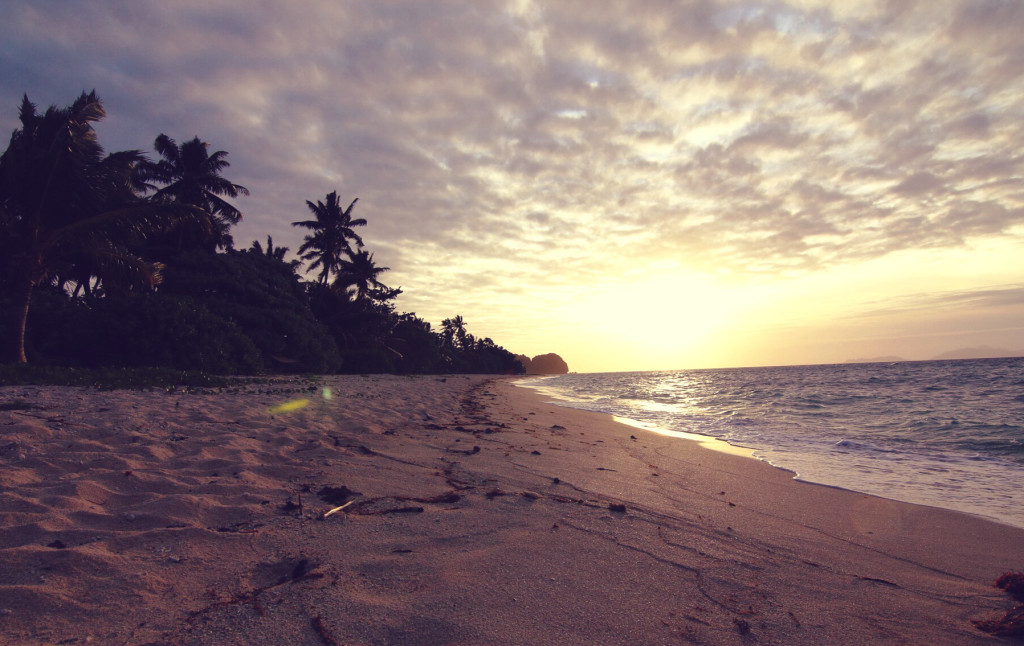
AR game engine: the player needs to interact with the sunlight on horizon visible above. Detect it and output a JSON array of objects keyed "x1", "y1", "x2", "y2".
[{"x1": 516, "y1": 235, "x2": 1024, "y2": 374}]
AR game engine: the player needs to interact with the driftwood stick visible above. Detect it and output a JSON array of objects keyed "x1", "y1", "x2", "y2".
[{"x1": 322, "y1": 500, "x2": 354, "y2": 518}]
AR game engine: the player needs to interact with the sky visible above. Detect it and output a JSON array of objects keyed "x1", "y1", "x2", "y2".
[{"x1": 2, "y1": 0, "x2": 1023, "y2": 373}]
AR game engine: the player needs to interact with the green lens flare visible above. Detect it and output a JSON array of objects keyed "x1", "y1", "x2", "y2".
[{"x1": 270, "y1": 399, "x2": 310, "y2": 414}]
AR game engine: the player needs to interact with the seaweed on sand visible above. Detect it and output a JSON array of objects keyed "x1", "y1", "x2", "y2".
[
  {"x1": 973, "y1": 604, "x2": 1024, "y2": 637},
  {"x1": 995, "y1": 571, "x2": 1024, "y2": 602},
  {"x1": 973, "y1": 571, "x2": 1024, "y2": 636}
]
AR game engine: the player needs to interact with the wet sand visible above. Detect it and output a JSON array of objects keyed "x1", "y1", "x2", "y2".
[{"x1": 1, "y1": 375, "x2": 1021, "y2": 645}]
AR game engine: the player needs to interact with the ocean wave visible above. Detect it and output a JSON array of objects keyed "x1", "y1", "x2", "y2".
[
  {"x1": 832, "y1": 439, "x2": 896, "y2": 453},
  {"x1": 518, "y1": 357, "x2": 1024, "y2": 529}
]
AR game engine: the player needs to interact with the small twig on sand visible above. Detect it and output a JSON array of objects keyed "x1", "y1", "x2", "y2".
[{"x1": 322, "y1": 500, "x2": 354, "y2": 519}]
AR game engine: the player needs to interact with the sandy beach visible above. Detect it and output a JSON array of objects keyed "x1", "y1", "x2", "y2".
[{"x1": 1, "y1": 375, "x2": 1021, "y2": 645}]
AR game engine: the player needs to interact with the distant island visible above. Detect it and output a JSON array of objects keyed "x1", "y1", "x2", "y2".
[
  {"x1": 515, "y1": 353, "x2": 569, "y2": 374},
  {"x1": 845, "y1": 355, "x2": 907, "y2": 364},
  {"x1": 929, "y1": 346, "x2": 1023, "y2": 361},
  {"x1": 846, "y1": 347, "x2": 1023, "y2": 364}
]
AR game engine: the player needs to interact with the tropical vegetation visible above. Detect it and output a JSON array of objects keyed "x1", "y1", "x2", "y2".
[{"x1": 0, "y1": 90, "x2": 523, "y2": 376}]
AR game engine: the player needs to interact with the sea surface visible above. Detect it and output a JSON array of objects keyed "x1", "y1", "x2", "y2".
[{"x1": 518, "y1": 357, "x2": 1024, "y2": 529}]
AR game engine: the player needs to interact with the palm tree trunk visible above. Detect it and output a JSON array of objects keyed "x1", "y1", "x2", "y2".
[{"x1": 5, "y1": 275, "x2": 33, "y2": 363}]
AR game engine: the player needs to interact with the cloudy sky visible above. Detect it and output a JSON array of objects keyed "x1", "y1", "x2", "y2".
[{"x1": 3, "y1": 0, "x2": 1023, "y2": 372}]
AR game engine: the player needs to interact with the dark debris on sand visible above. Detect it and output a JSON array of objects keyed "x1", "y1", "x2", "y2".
[
  {"x1": 995, "y1": 571, "x2": 1024, "y2": 602},
  {"x1": 317, "y1": 486, "x2": 361, "y2": 505},
  {"x1": 973, "y1": 571, "x2": 1024, "y2": 637}
]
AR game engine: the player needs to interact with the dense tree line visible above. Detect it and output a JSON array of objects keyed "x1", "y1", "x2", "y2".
[{"x1": 0, "y1": 91, "x2": 523, "y2": 375}]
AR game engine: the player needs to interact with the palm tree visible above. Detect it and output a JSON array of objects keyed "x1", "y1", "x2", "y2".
[
  {"x1": 292, "y1": 192, "x2": 366, "y2": 285},
  {"x1": 250, "y1": 235, "x2": 289, "y2": 261},
  {"x1": 250, "y1": 235, "x2": 300, "y2": 272},
  {"x1": 440, "y1": 315, "x2": 469, "y2": 351},
  {"x1": 49, "y1": 148, "x2": 154, "y2": 298},
  {"x1": 0, "y1": 92, "x2": 202, "y2": 363},
  {"x1": 137, "y1": 134, "x2": 249, "y2": 251},
  {"x1": 452, "y1": 315, "x2": 469, "y2": 350},
  {"x1": 335, "y1": 249, "x2": 390, "y2": 300}
]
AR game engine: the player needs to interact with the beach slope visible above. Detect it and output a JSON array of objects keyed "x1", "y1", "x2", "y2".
[{"x1": 1, "y1": 375, "x2": 1020, "y2": 645}]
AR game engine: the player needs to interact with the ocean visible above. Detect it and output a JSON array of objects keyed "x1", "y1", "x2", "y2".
[{"x1": 518, "y1": 357, "x2": 1024, "y2": 530}]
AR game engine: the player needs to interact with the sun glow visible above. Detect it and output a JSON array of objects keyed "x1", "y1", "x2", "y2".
[
  {"x1": 554, "y1": 268, "x2": 764, "y2": 371},
  {"x1": 537, "y1": 233, "x2": 1024, "y2": 373}
]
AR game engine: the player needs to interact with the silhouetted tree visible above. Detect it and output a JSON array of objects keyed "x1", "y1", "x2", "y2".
[
  {"x1": 137, "y1": 134, "x2": 248, "y2": 252},
  {"x1": 292, "y1": 192, "x2": 366, "y2": 285},
  {"x1": 335, "y1": 249, "x2": 390, "y2": 301},
  {"x1": 250, "y1": 235, "x2": 300, "y2": 272},
  {"x1": 390, "y1": 314, "x2": 442, "y2": 374},
  {"x1": 250, "y1": 235, "x2": 288, "y2": 261},
  {"x1": 307, "y1": 281, "x2": 400, "y2": 372},
  {"x1": 2, "y1": 87, "x2": 528, "y2": 375},
  {"x1": 0, "y1": 92, "x2": 201, "y2": 363},
  {"x1": 441, "y1": 315, "x2": 470, "y2": 350},
  {"x1": 158, "y1": 250, "x2": 341, "y2": 373},
  {"x1": 434, "y1": 315, "x2": 521, "y2": 373}
]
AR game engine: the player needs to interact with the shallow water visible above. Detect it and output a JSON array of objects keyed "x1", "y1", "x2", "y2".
[{"x1": 518, "y1": 357, "x2": 1024, "y2": 529}]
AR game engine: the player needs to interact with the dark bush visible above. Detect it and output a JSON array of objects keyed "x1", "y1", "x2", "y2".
[
  {"x1": 22, "y1": 290, "x2": 263, "y2": 374},
  {"x1": 159, "y1": 250, "x2": 341, "y2": 373}
]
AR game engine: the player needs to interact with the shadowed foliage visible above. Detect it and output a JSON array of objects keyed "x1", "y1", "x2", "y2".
[
  {"x1": 136, "y1": 134, "x2": 249, "y2": 253},
  {"x1": 251, "y1": 236, "x2": 301, "y2": 273},
  {"x1": 157, "y1": 250, "x2": 341, "y2": 373},
  {"x1": 335, "y1": 249, "x2": 392, "y2": 301},
  {"x1": 0, "y1": 91, "x2": 203, "y2": 364},
  {"x1": 307, "y1": 282, "x2": 400, "y2": 373},
  {"x1": 1, "y1": 89, "x2": 525, "y2": 377}
]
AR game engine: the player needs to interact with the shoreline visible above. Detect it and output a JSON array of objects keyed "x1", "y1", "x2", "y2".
[
  {"x1": 1, "y1": 375, "x2": 1021, "y2": 644},
  {"x1": 563, "y1": 401, "x2": 1023, "y2": 532},
  {"x1": 515, "y1": 374, "x2": 1024, "y2": 532}
]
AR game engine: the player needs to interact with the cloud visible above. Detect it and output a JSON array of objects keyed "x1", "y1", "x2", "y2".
[
  {"x1": 852, "y1": 284, "x2": 1024, "y2": 320},
  {"x1": 2, "y1": 0, "x2": 1024, "y2": 335}
]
